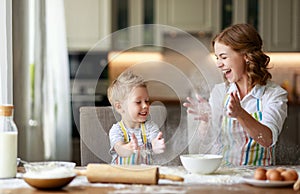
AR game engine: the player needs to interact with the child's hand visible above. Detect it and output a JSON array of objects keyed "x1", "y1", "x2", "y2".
[
  {"x1": 152, "y1": 132, "x2": 165, "y2": 154},
  {"x1": 129, "y1": 133, "x2": 138, "y2": 151},
  {"x1": 114, "y1": 133, "x2": 138, "y2": 157}
]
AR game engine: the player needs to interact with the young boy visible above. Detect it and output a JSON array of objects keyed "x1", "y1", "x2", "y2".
[{"x1": 107, "y1": 70, "x2": 165, "y2": 165}]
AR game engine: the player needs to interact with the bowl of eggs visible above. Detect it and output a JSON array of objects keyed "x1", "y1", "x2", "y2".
[
  {"x1": 180, "y1": 154, "x2": 223, "y2": 174},
  {"x1": 23, "y1": 161, "x2": 76, "y2": 190}
]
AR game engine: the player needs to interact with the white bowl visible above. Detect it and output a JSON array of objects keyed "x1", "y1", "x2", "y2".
[
  {"x1": 24, "y1": 161, "x2": 76, "y2": 175},
  {"x1": 23, "y1": 161, "x2": 76, "y2": 190},
  {"x1": 23, "y1": 175, "x2": 76, "y2": 190},
  {"x1": 180, "y1": 154, "x2": 223, "y2": 174}
]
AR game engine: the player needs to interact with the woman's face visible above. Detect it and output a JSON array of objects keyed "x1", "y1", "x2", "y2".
[
  {"x1": 121, "y1": 86, "x2": 150, "y2": 128},
  {"x1": 214, "y1": 41, "x2": 248, "y2": 84}
]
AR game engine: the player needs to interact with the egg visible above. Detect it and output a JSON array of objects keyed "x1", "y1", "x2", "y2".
[
  {"x1": 266, "y1": 169, "x2": 278, "y2": 180},
  {"x1": 281, "y1": 169, "x2": 298, "y2": 181},
  {"x1": 276, "y1": 167, "x2": 286, "y2": 173},
  {"x1": 266, "y1": 169, "x2": 283, "y2": 181},
  {"x1": 254, "y1": 167, "x2": 267, "y2": 180}
]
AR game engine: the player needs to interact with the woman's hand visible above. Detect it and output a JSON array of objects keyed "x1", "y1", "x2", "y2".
[
  {"x1": 152, "y1": 132, "x2": 165, "y2": 154},
  {"x1": 227, "y1": 91, "x2": 273, "y2": 147},
  {"x1": 226, "y1": 91, "x2": 243, "y2": 118},
  {"x1": 183, "y1": 94, "x2": 211, "y2": 122}
]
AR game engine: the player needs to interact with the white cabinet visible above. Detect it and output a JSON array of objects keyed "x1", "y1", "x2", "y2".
[
  {"x1": 64, "y1": 0, "x2": 111, "y2": 51},
  {"x1": 215, "y1": 0, "x2": 300, "y2": 52},
  {"x1": 155, "y1": 0, "x2": 220, "y2": 33},
  {"x1": 259, "y1": 0, "x2": 300, "y2": 51},
  {"x1": 63, "y1": 0, "x2": 299, "y2": 52}
]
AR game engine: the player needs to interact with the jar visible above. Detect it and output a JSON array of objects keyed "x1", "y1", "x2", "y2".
[{"x1": 0, "y1": 105, "x2": 18, "y2": 178}]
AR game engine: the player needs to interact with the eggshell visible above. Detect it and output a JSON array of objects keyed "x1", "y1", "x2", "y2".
[
  {"x1": 266, "y1": 169, "x2": 278, "y2": 180},
  {"x1": 254, "y1": 171, "x2": 267, "y2": 180},
  {"x1": 254, "y1": 168, "x2": 267, "y2": 180},
  {"x1": 256, "y1": 167, "x2": 266, "y2": 173},
  {"x1": 276, "y1": 167, "x2": 286, "y2": 173},
  {"x1": 281, "y1": 170, "x2": 298, "y2": 181},
  {"x1": 268, "y1": 170, "x2": 282, "y2": 181}
]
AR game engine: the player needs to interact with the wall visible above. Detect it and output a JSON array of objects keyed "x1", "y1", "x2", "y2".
[{"x1": 267, "y1": 53, "x2": 300, "y2": 103}]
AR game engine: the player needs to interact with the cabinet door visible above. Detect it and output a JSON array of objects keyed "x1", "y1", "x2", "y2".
[
  {"x1": 259, "y1": 0, "x2": 300, "y2": 51},
  {"x1": 64, "y1": 0, "x2": 111, "y2": 51},
  {"x1": 156, "y1": 0, "x2": 214, "y2": 32}
]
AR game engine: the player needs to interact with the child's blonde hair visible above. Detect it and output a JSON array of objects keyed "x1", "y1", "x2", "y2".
[{"x1": 107, "y1": 71, "x2": 147, "y2": 105}]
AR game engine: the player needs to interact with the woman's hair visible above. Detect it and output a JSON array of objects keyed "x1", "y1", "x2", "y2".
[
  {"x1": 107, "y1": 70, "x2": 147, "y2": 105},
  {"x1": 212, "y1": 23, "x2": 272, "y2": 87}
]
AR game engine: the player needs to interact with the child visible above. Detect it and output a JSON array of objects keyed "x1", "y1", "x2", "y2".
[{"x1": 107, "y1": 70, "x2": 165, "y2": 165}]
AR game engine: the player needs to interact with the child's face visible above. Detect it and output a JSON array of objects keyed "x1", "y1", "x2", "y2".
[{"x1": 121, "y1": 86, "x2": 150, "y2": 128}]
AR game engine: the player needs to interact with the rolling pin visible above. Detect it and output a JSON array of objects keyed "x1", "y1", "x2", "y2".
[
  {"x1": 75, "y1": 164, "x2": 184, "y2": 185},
  {"x1": 294, "y1": 179, "x2": 300, "y2": 191}
]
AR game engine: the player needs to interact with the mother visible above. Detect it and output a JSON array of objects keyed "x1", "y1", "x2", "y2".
[{"x1": 184, "y1": 24, "x2": 288, "y2": 166}]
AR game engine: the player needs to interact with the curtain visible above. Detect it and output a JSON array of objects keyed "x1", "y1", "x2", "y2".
[
  {"x1": 41, "y1": 0, "x2": 71, "y2": 160},
  {"x1": 13, "y1": 0, "x2": 71, "y2": 161},
  {"x1": 0, "y1": 0, "x2": 13, "y2": 105}
]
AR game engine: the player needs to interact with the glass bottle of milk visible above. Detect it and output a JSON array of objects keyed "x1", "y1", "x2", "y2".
[{"x1": 0, "y1": 105, "x2": 18, "y2": 178}]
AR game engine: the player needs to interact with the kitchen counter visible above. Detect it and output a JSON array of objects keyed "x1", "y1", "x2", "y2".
[{"x1": 1, "y1": 166, "x2": 299, "y2": 194}]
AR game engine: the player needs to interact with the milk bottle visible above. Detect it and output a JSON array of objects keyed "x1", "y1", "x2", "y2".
[{"x1": 0, "y1": 105, "x2": 18, "y2": 178}]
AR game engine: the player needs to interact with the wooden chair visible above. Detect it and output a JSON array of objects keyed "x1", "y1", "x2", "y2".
[{"x1": 79, "y1": 105, "x2": 167, "y2": 166}]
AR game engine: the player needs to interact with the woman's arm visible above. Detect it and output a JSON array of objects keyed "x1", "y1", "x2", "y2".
[{"x1": 228, "y1": 91, "x2": 272, "y2": 147}]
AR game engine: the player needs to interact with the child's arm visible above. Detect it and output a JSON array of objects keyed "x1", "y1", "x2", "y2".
[
  {"x1": 151, "y1": 132, "x2": 165, "y2": 154},
  {"x1": 114, "y1": 133, "x2": 138, "y2": 157}
]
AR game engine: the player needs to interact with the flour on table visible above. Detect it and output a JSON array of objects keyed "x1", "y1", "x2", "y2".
[{"x1": 159, "y1": 166, "x2": 253, "y2": 185}]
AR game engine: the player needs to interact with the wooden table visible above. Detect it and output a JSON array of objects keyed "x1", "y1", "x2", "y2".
[
  {"x1": 1, "y1": 166, "x2": 299, "y2": 194},
  {"x1": 1, "y1": 183, "x2": 298, "y2": 194}
]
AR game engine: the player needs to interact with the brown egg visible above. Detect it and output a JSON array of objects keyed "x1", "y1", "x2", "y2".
[
  {"x1": 266, "y1": 169, "x2": 278, "y2": 180},
  {"x1": 254, "y1": 168, "x2": 267, "y2": 180},
  {"x1": 255, "y1": 167, "x2": 266, "y2": 173},
  {"x1": 276, "y1": 167, "x2": 286, "y2": 173},
  {"x1": 268, "y1": 170, "x2": 283, "y2": 181},
  {"x1": 281, "y1": 169, "x2": 298, "y2": 181}
]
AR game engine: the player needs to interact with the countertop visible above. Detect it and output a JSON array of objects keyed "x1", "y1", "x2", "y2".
[{"x1": 1, "y1": 165, "x2": 300, "y2": 194}]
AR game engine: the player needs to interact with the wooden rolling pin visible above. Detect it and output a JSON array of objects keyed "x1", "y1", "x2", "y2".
[
  {"x1": 294, "y1": 179, "x2": 300, "y2": 191},
  {"x1": 75, "y1": 164, "x2": 184, "y2": 185}
]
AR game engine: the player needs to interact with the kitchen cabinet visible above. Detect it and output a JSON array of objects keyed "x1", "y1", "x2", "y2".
[
  {"x1": 259, "y1": 0, "x2": 300, "y2": 51},
  {"x1": 111, "y1": 0, "x2": 148, "y2": 50},
  {"x1": 214, "y1": 0, "x2": 300, "y2": 52},
  {"x1": 111, "y1": 0, "x2": 221, "y2": 50},
  {"x1": 155, "y1": 0, "x2": 220, "y2": 34},
  {"x1": 64, "y1": 0, "x2": 111, "y2": 51},
  {"x1": 63, "y1": 0, "x2": 299, "y2": 52}
]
